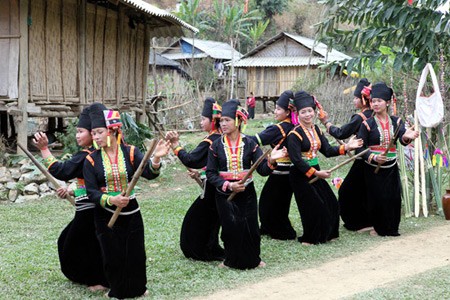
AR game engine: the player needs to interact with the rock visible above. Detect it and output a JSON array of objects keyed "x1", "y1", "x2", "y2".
[
  {"x1": 10, "y1": 168, "x2": 21, "y2": 180},
  {"x1": 17, "y1": 158, "x2": 29, "y2": 165},
  {"x1": 8, "y1": 189, "x2": 19, "y2": 202},
  {"x1": 5, "y1": 182, "x2": 17, "y2": 190},
  {"x1": 20, "y1": 163, "x2": 35, "y2": 173},
  {"x1": 39, "y1": 183, "x2": 51, "y2": 193},
  {"x1": 48, "y1": 180, "x2": 67, "y2": 191},
  {"x1": 19, "y1": 172, "x2": 46, "y2": 185},
  {"x1": 24, "y1": 183, "x2": 39, "y2": 195},
  {"x1": 15, "y1": 194, "x2": 40, "y2": 203},
  {"x1": 0, "y1": 167, "x2": 12, "y2": 183}
]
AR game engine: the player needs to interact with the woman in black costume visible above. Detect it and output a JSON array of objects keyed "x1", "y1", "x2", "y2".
[
  {"x1": 83, "y1": 104, "x2": 170, "y2": 298},
  {"x1": 166, "y1": 97, "x2": 225, "y2": 261},
  {"x1": 248, "y1": 90, "x2": 296, "y2": 240},
  {"x1": 206, "y1": 99, "x2": 287, "y2": 269},
  {"x1": 33, "y1": 104, "x2": 107, "y2": 291},
  {"x1": 319, "y1": 78, "x2": 374, "y2": 232},
  {"x1": 356, "y1": 82, "x2": 418, "y2": 237},
  {"x1": 287, "y1": 91, "x2": 363, "y2": 245}
]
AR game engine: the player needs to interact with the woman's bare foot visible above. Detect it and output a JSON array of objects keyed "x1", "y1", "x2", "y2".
[
  {"x1": 218, "y1": 262, "x2": 228, "y2": 268},
  {"x1": 369, "y1": 229, "x2": 378, "y2": 236},
  {"x1": 104, "y1": 291, "x2": 110, "y2": 298},
  {"x1": 140, "y1": 290, "x2": 149, "y2": 298},
  {"x1": 258, "y1": 261, "x2": 266, "y2": 267},
  {"x1": 88, "y1": 285, "x2": 108, "y2": 292},
  {"x1": 330, "y1": 238, "x2": 338, "y2": 242},
  {"x1": 357, "y1": 226, "x2": 374, "y2": 233},
  {"x1": 301, "y1": 242, "x2": 312, "y2": 246}
]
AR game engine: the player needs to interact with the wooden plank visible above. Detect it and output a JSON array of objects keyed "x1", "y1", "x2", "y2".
[
  {"x1": 115, "y1": 5, "x2": 124, "y2": 107},
  {"x1": 140, "y1": 24, "x2": 150, "y2": 123},
  {"x1": 9, "y1": 0, "x2": 19, "y2": 99},
  {"x1": 78, "y1": 0, "x2": 86, "y2": 104},
  {"x1": 17, "y1": 0, "x2": 29, "y2": 154}
]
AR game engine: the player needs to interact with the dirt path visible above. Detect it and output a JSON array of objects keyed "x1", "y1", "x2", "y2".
[{"x1": 196, "y1": 223, "x2": 450, "y2": 300}]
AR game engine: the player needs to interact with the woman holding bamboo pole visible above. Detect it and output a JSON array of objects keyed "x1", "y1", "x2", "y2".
[
  {"x1": 247, "y1": 90, "x2": 297, "y2": 240},
  {"x1": 165, "y1": 97, "x2": 225, "y2": 261},
  {"x1": 319, "y1": 78, "x2": 374, "y2": 232},
  {"x1": 356, "y1": 82, "x2": 419, "y2": 237},
  {"x1": 83, "y1": 104, "x2": 170, "y2": 298},
  {"x1": 33, "y1": 104, "x2": 107, "y2": 291},
  {"x1": 287, "y1": 91, "x2": 363, "y2": 245},
  {"x1": 206, "y1": 99, "x2": 287, "y2": 269}
]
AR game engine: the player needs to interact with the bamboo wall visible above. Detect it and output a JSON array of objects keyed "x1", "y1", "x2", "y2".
[
  {"x1": 246, "y1": 66, "x2": 308, "y2": 97},
  {"x1": 0, "y1": 0, "x2": 19, "y2": 100},
  {"x1": 24, "y1": 0, "x2": 148, "y2": 114}
]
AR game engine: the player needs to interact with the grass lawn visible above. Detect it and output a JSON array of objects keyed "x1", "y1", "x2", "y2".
[{"x1": 0, "y1": 114, "x2": 448, "y2": 299}]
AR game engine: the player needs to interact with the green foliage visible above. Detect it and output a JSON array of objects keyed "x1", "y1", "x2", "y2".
[
  {"x1": 248, "y1": 19, "x2": 271, "y2": 46},
  {"x1": 317, "y1": 0, "x2": 450, "y2": 73},
  {"x1": 55, "y1": 119, "x2": 79, "y2": 155},
  {"x1": 173, "y1": 0, "x2": 213, "y2": 34},
  {"x1": 120, "y1": 112, "x2": 153, "y2": 152},
  {"x1": 256, "y1": 0, "x2": 290, "y2": 19}
]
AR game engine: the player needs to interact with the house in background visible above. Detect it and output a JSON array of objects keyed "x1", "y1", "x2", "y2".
[
  {"x1": 160, "y1": 37, "x2": 242, "y2": 78},
  {"x1": 148, "y1": 48, "x2": 191, "y2": 96},
  {"x1": 233, "y1": 32, "x2": 351, "y2": 111},
  {"x1": 0, "y1": 0, "x2": 196, "y2": 150}
]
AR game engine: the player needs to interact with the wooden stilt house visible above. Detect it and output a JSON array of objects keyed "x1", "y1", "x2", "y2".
[
  {"x1": 233, "y1": 32, "x2": 351, "y2": 112},
  {"x1": 0, "y1": 0, "x2": 196, "y2": 151}
]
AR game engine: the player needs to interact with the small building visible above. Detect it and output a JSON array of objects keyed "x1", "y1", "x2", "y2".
[
  {"x1": 233, "y1": 32, "x2": 351, "y2": 111},
  {"x1": 148, "y1": 48, "x2": 191, "y2": 96},
  {"x1": 0, "y1": 0, "x2": 196, "y2": 150},
  {"x1": 160, "y1": 37, "x2": 242, "y2": 78}
]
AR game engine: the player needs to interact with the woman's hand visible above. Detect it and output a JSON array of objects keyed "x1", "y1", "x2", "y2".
[
  {"x1": 374, "y1": 153, "x2": 387, "y2": 164},
  {"x1": 345, "y1": 136, "x2": 363, "y2": 151},
  {"x1": 403, "y1": 127, "x2": 419, "y2": 140},
  {"x1": 165, "y1": 131, "x2": 180, "y2": 148},
  {"x1": 110, "y1": 194, "x2": 130, "y2": 208},
  {"x1": 318, "y1": 111, "x2": 329, "y2": 125},
  {"x1": 269, "y1": 145, "x2": 288, "y2": 163},
  {"x1": 56, "y1": 187, "x2": 70, "y2": 199},
  {"x1": 314, "y1": 169, "x2": 331, "y2": 179},
  {"x1": 229, "y1": 182, "x2": 245, "y2": 193},
  {"x1": 33, "y1": 132, "x2": 49, "y2": 150},
  {"x1": 187, "y1": 169, "x2": 200, "y2": 179},
  {"x1": 153, "y1": 140, "x2": 171, "y2": 159}
]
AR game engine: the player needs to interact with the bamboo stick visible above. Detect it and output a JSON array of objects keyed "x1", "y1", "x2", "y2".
[
  {"x1": 309, "y1": 148, "x2": 370, "y2": 184},
  {"x1": 17, "y1": 143, "x2": 75, "y2": 206},
  {"x1": 398, "y1": 143, "x2": 412, "y2": 217},
  {"x1": 108, "y1": 138, "x2": 159, "y2": 228},
  {"x1": 227, "y1": 148, "x2": 272, "y2": 201},
  {"x1": 414, "y1": 111, "x2": 420, "y2": 217},
  {"x1": 419, "y1": 130, "x2": 428, "y2": 217}
]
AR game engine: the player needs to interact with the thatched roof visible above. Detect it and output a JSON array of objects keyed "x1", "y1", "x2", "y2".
[{"x1": 120, "y1": 0, "x2": 198, "y2": 36}]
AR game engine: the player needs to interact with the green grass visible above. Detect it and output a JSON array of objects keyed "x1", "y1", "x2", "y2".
[{"x1": 0, "y1": 115, "x2": 448, "y2": 299}]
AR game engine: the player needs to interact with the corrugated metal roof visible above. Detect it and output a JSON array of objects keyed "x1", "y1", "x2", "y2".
[
  {"x1": 284, "y1": 32, "x2": 351, "y2": 62},
  {"x1": 179, "y1": 38, "x2": 243, "y2": 60},
  {"x1": 149, "y1": 49, "x2": 180, "y2": 67},
  {"x1": 232, "y1": 56, "x2": 325, "y2": 68},
  {"x1": 161, "y1": 52, "x2": 209, "y2": 60},
  {"x1": 120, "y1": 0, "x2": 198, "y2": 36}
]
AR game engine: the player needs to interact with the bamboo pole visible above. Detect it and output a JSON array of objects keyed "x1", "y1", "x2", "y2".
[
  {"x1": 59, "y1": 0, "x2": 66, "y2": 103},
  {"x1": 227, "y1": 148, "x2": 272, "y2": 201},
  {"x1": 414, "y1": 111, "x2": 420, "y2": 217},
  {"x1": 108, "y1": 138, "x2": 159, "y2": 228},
  {"x1": 419, "y1": 130, "x2": 428, "y2": 217},
  {"x1": 309, "y1": 148, "x2": 370, "y2": 184},
  {"x1": 17, "y1": 143, "x2": 75, "y2": 206}
]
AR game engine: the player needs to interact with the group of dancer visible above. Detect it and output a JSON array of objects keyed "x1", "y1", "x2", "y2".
[{"x1": 32, "y1": 78, "x2": 419, "y2": 298}]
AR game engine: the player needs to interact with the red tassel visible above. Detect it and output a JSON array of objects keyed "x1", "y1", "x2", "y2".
[
  {"x1": 408, "y1": 0, "x2": 413, "y2": 5},
  {"x1": 244, "y1": 0, "x2": 248, "y2": 13}
]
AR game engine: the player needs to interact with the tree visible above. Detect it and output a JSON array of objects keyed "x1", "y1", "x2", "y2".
[
  {"x1": 256, "y1": 0, "x2": 290, "y2": 19},
  {"x1": 316, "y1": 0, "x2": 450, "y2": 73},
  {"x1": 174, "y1": 0, "x2": 212, "y2": 36}
]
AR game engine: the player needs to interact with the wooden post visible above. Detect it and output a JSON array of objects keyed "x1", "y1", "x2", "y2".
[
  {"x1": 141, "y1": 25, "x2": 150, "y2": 123},
  {"x1": 115, "y1": 5, "x2": 124, "y2": 107},
  {"x1": 78, "y1": 0, "x2": 86, "y2": 104},
  {"x1": 17, "y1": 0, "x2": 29, "y2": 154}
]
